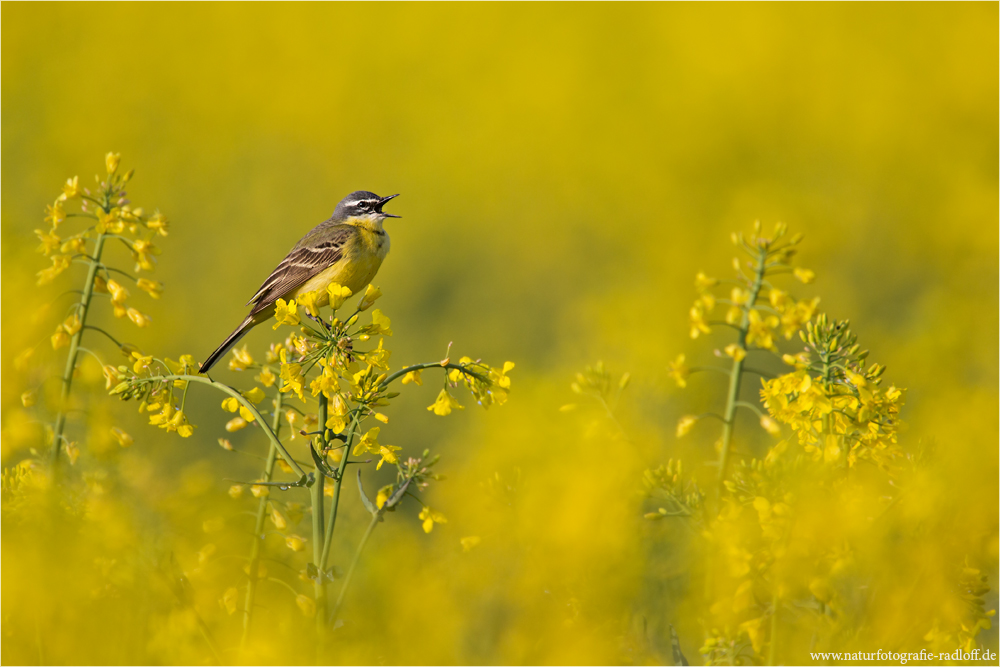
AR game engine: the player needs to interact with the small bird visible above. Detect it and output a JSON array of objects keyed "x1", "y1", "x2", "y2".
[{"x1": 199, "y1": 191, "x2": 400, "y2": 373}]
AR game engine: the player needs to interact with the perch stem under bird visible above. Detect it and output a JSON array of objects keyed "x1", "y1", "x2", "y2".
[{"x1": 199, "y1": 191, "x2": 400, "y2": 373}]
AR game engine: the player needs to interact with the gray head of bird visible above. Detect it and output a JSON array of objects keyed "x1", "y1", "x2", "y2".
[{"x1": 332, "y1": 191, "x2": 401, "y2": 222}]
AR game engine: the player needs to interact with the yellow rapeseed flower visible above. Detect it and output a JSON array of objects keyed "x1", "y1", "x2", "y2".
[
  {"x1": 371, "y1": 308, "x2": 393, "y2": 335},
  {"x1": 37, "y1": 254, "x2": 71, "y2": 285},
  {"x1": 136, "y1": 278, "x2": 164, "y2": 299},
  {"x1": 45, "y1": 201, "x2": 66, "y2": 227},
  {"x1": 689, "y1": 303, "x2": 711, "y2": 339},
  {"x1": 225, "y1": 417, "x2": 248, "y2": 432},
  {"x1": 21, "y1": 390, "x2": 37, "y2": 407},
  {"x1": 229, "y1": 344, "x2": 254, "y2": 371},
  {"x1": 228, "y1": 484, "x2": 244, "y2": 499},
  {"x1": 221, "y1": 587, "x2": 238, "y2": 615},
  {"x1": 419, "y1": 507, "x2": 447, "y2": 533},
  {"x1": 794, "y1": 267, "x2": 816, "y2": 284},
  {"x1": 297, "y1": 289, "x2": 322, "y2": 317},
  {"x1": 666, "y1": 354, "x2": 690, "y2": 388},
  {"x1": 105, "y1": 152, "x2": 121, "y2": 174},
  {"x1": 35, "y1": 228, "x2": 61, "y2": 255},
  {"x1": 427, "y1": 389, "x2": 463, "y2": 416},
  {"x1": 695, "y1": 271, "x2": 718, "y2": 289},
  {"x1": 110, "y1": 427, "x2": 133, "y2": 447},
  {"x1": 352, "y1": 427, "x2": 382, "y2": 457},
  {"x1": 285, "y1": 535, "x2": 306, "y2": 552},
  {"x1": 327, "y1": 283, "x2": 353, "y2": 311},
  {"x1": 724, "y1": 343, "x2": 746, "y2": 362},
  {"x1": 401, "y1": 369, "x2": 423, "y2": 386},
  {"x1": 272, "y1": 298, "x2": 299, "y2": 329},
  {"x1": 256, "y1": 367, "x2": 277, "y2": 387},
  {"x1": 358, "y1": 284, "x2": 381, "y2": 311},
  {"x1": 61, "y1": 176, "x2": 80, "y2": 200},
  {"x1": 676, "y1": 415, "x2": 698, "y2": 438},
  {"x1": 377, "y1": 444, "x2": 402, "y2": 470},
  {"x1": 127, "y1": 307, "x2": 151, "y2": 328},
  {"x1": 295, "y1": 594, "x2": 316, "y2": 618},
  {"x1": 461, "y1": 536, "x2": 482, "y2": 552},
  {"x1": 243, "y1": 387, "x2": 265, "y2": 404},
  {"x1": 51, "y1": 326, "x2": 70, "y2": 350}
]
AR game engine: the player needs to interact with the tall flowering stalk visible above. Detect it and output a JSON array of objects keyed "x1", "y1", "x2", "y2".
[
  {"x1": 112, "y1": 281, "x2": 513, "y2": 648},
  {"x1": 27, "y1": 153, "x2": 167, "y2": 467},
  {"x1": 671, "y1": 221, "x2": 818, "y2": 503},
  {"x1": 634, "y1": 223, "x2": 995, "y2": 664}
]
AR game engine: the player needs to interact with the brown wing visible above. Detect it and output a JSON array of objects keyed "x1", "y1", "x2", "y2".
[{"x1": 246, "y1": 224, "x2": 352, "y2": 317}]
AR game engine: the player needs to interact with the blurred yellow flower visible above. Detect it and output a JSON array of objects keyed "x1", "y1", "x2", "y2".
[
  {"x1": 105, "y1": 152, "x2": 121, "y2": 174},
  {"x1": 285, "y1": 534, "x2": 306, "y2": 552},
  {"x1": 51, "y1": 326, "x2": 70, "y2": 350},
  {"x1": 20, "y1": 390, "x2": 37, "y2": 407},
  {"x1": 723, "y1": 343, "x2": 746, "y2": 362},
  {"x1": 695, "y1": 271, "x2": 718, "y2": 289},
  {"x1": 227, "y1": 484, "x2": 244, "y2": 499},
  {"x1": 419, "y1": 507, "x2": 447, "y2": 533},
  {"x1": 220, "y1": 587, "x2": 238, "y2": 615},
  {"x1": 666, "y1": 354, "x2": 690, "y2": 388},
  {"x1": 37, "y1": 254, "x2": 71, "y2": 285},
  {"x1": 136, "y1": 278, "x2": 163, "y2": 299},
  {"x1": 794, "y1": 267, "x2": 816, "y2": 283},
  {"x1": 295, "y1": 594, "x2": 316, "y2": 618},
  {"x1": 126, "y1": 307, "x2": 151, "y2": 328},
  {"x1": 61, "y1": 175, "x2": 80, "y2": 200},
  {"x1": 461, "y1": 536, "x2": 482, "y2": 552},
  {"x1": 689, "y1": 303, "x2": 711, "y2": 339},
  {"x1": 229, "y1": 344, "x2": 254, "y2": 371},
  {"x1": 676, "y1": 415, "x2": 697, "y2": 438},
  {"x1": 110, "y1": 427, "x2": 133, "y2": 448},
  {"x1": 225, "y1": 417, "x2": 248, "y2": 432}
]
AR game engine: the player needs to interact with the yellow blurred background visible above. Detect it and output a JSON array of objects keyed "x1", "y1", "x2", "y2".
[{"x1": 2, "y1": 3, "x2": 996, "y2": 664}]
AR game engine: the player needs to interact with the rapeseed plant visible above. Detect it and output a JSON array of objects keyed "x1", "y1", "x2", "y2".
[
  {"x1": 5, "y1": 155, "x2": 514, "y2": 664},
  {"x1": 629, "y1": 223, "x2": 995, "y2": 664}
]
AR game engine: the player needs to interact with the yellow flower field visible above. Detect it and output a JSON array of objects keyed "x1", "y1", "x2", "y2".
[{"x1": 2, "y1": 4, "x2": 996, "y2": 665}]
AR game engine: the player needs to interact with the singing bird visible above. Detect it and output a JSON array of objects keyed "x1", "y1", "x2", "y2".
[{"x1": 199, "y1": 191, "x2": 400, "y2": 373}]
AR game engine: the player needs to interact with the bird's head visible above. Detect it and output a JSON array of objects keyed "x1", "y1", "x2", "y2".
[{"x1": 332, "y1": 191, "x2": 400, "y2": 223}]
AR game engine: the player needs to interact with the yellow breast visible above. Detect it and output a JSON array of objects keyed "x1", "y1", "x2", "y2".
[{"x1": 290, "y1": 221, "x2": 390, "y2": 303}]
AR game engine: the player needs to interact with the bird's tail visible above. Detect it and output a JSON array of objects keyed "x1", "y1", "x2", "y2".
[{"x1": 200, "y1": 316, "x2": 255, "y2": 373}]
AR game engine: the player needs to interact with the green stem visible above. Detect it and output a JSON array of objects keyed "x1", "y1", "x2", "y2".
[
  {"x1": 52, "y1": 232, "x2": 107, "y2": 465},
  {"x1": 126, "y1": 374, "x2": 306, "y2": 479},
  {"x1": 329, "y1": 512, "x2": 380, "y2": 625},
  {"x1": 715, "y1": 246, "x2": 768, "y2": 504},
  {"x1": 312, "y1": 394, "x2": 328, "y2": 634},
  {"x1": 241, "y1": 390, "x2": 284, "y2": 651},
  {"x1": 318, "y1": 410, "x2": 361, "y2": 575},
  {"x1": 378, "y1": 361, "x2": 488, "y2": 390}
]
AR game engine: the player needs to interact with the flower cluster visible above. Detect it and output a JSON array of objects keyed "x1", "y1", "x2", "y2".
[
  {"x1": 688, "y1": 221, "x2": 818, "y2": 352},
  {"x1": 760, "y1": 315, "x2": 904, "y2": 468}
]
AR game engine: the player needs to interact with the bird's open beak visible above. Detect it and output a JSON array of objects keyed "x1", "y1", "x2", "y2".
[{"x1": 376, "y1": 193, "x2": 401, "y2": 218}]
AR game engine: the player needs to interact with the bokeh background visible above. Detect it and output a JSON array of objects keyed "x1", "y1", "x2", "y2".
[{"x1": 2, "y1": 3, "x2": 996, "y2": 665}]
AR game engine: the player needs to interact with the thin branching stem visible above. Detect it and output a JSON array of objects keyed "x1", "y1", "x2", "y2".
[
  {"x1": 125, "y1": 374, "x2": 306, "y2": 479},
  {"x1": 241, "y1": 390, "x2": 284, "y2": 650},
  {"x1": 52, "y1": 232, "x2": 107, "y2": 465},
  {"x1": 716, "y1": 245, "x2": 768, "y2": 504}
]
